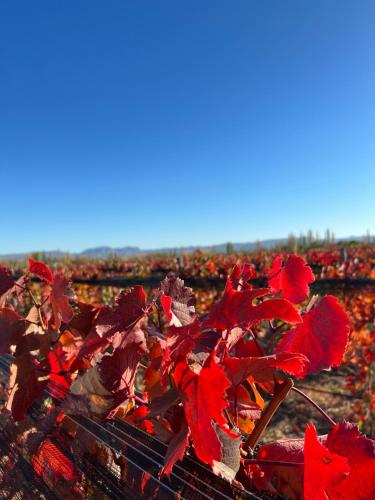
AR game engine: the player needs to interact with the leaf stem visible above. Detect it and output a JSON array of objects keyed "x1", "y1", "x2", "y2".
[
  {"x1": 291, "y1": 386, "x2": 336, "y2": 427},
  {"x1": 129, "y1": 393, "x2": 149, "y2": 406}
]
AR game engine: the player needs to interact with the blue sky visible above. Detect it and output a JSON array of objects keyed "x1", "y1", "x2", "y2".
[{"x1": 1, "y1": 1, "x2": 374, "y2": 253}]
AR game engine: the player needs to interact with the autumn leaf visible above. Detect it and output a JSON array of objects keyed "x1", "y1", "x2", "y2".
[
  {"x1": 226, "y1": 384, "x2": 263, "y2": 433},
  {"x1": 276, "y1": 295, "x2": 350, "y2": 378},
  {"x1": 95, "y1": 286, "x2": 147, "y2": 346},
  {"x1": 66, "y1": 325, "x2": 148, "y2": 418},
  {"x1": 144, "y1": 337, "x2": 166, "y2": 399},
  {"x1": 0, "y1": 274, "x2": 27, "y2": 307},
  {"x1": 161, "y1": 414, "x2": 190, "y2": 476},
  {"x1": 0, "y1": 307, "x2": 26, "y2": 354},
  {"x1": 304, "y1": 423, "x2": 349, "y2": 500},
  {"x1": 0, "y1": 266, "x2": 15, "y2": 297},
  {"x1": 6, "y1": 341, "x2": 50, "y2": 421},
  {"x1": 233, "y1": 337, "x2": 263, "y2": 358},
  {"x1": 203, "y1": 284, "x2": 301, "y2": 331},
  {"x1": 50, "y1": 273, "x2": 74, "y2": 329},
  {"x1": 246, "y1": 422, "x2": 375, "y2": 499},
  {"x1": 245, "y1": 436, "x2": 305, "y2": 498},
  {"x1": 269, "y1": 255, "x2": 315, "y2": 304},
  {"x1": 48, "y1": 347, "x2": 71, "y2": 399},
  {"x1": 160, "y1": 277, "x2": 195, "y2": 326},
  {"x1": 222, "y1": 351, "x2": 307, "y2": 386},
  {"x1": 325, "y1": 422, "x2": 375, "y2": 499},
  {"x1": 164, "y1": 319, "x2": 202, "y2": 365},
  {"x1": 173, "y1": 351, "x2": 237, "y2": 467},
  {"x1": 125, "y1": 405, "x2": 154, "y2": 434},
  {"x1": 227, "y1": 263, "x2": 256, "y2": 291},
  {"x1": 28, "y1": 258, "x2": 54, "y2": 284},
  {"x1": 68, "y1": 301, "x2": 101, "y2": 338}
]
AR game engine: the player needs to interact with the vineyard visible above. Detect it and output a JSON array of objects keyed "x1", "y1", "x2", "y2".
[{"x1": 0, "y1": 246, "x2": 374, "y2": 499}]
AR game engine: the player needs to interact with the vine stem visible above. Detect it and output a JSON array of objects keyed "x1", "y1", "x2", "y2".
[
  {"x1": 291, "y1": 386, "x2": 336, "y2": 427},
  {"x1": 129, "y1": 394, "x2": 149, "y2": 406},
  {"x1": 244, "y1": 378, "x2": 293, "y2": 452},
  {"x1": 224, "y1": 408, "x2": 235, "y2": 429}
]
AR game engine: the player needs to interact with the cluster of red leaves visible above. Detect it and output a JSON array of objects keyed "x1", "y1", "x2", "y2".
[
  {"x1": 341, "y1": 289, "x2": 375, "y2": 433},
  {"x1": 7, "y1": 244, "x2": 375, "y2": 285},
  {"x1": 0, "y1": 256, "x2": 374, "y2": 499},
  {"x1": 246, "y1": 421, "x2": 375, "y2": 499}
]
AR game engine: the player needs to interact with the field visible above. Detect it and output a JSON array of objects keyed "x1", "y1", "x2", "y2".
[{"x1": 0, "y1": 244, "x2": 374, "y2": 498}]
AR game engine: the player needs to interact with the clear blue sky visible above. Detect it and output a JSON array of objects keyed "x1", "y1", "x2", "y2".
[{"x1": 1, "y1": 1, "x2": 374, "y2": 253}]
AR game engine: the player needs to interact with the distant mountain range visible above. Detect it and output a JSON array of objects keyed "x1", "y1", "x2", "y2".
[{"x1": 0, "y1": 235, "x2": 371, "y2": 261}]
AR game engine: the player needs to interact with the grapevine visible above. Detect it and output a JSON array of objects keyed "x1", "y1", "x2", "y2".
[{"x1": 0, "y1": 255, "x2": 374, "y2": 499}]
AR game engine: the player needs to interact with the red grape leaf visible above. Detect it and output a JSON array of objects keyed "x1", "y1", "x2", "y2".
[
  {"x1": 225, "y1": 327, "x2": 247, "y2": 351},
  {"x1": 67, "y1": 325, "x2": 148, "y2": 418},
  {"x1": 50, "y1": 273, "x2": 74, "y2": 329},
  {"x1": 47, "y1": 347, "x2": 71, "y2": 399},
  {"x1": 70, "y1": 307, "x2": 110, "y2": 368},
  {"x1": 125, "y1": 405, "x2": 154, "y2": 434},
  {"x1": 245, "y1": 436, "x2": 305, "y2": 498},
  {"x1": 204, "y1": 284, "x2": 301, "y2": 331},
  {"x1": 95, "y1": 286, "x2": 147, "y2": 345},
  {"x1": 144, "y1": 338, "x2": 165, "y2": 399},
  {"x1": 276, "y1": 295, "x2": 350, "y2": 378},
  {"x1": 269, "y1": 255, "x2": 315, "y2": 304},
  {"x1": 222, "y1": 351, "x2": 307, "y2": 386},
  {"x1": 0, "y1": 307, "x2": 26, "y2": 354},
  {"x1": 227, "y1": 263, "x2": 256, "y2": 290},
  {"x1": 165, "y1": 319, "x2": 202, "y2": 364},
  {"x1": 0, "y1": 266, "x2": 15, "y2": 297},
  {"x1": 233, "y1": 337, "x2": 263, "y2": 358},
  {"x1": 246, "y1": 423, "x2": 373, "y2": 500},
  {"x1": 160, "y1": 277, "x2": 195, "y2": 326},
  {"x1": 98, "y1": 325, "x2": 148, "y2": 392},
  {"x1": 226, "y1": 384, "x2": 262, "y2": 421},
  {"x1": 28, "y1": 258, "x2": 54, "y2": 284},
  {"x1": 248, "y1": 298, "x2": 302, "y2": 324},
  {"x1": 146, "y1": 387, "x2": 181, "y2": 420},
  {"x1": 0, "y1": 274, "x2": 27, "y2": 307},
  {"x1": 173, "y1": 351, "x2": 237, "y2": 466},
  {"x1": 68, "y1": 302, "x2": 101, "y2": 337},
  {"x1": 304, "y1": 423, "x2": 349, "y2": 500},
  {"x1": 6, "y1": 343, "x2": 50, "y2": 421},
  {"x1": 325, "y1": 422, "x2": 375, "y2": 499},
  {"x1": 161, "y1": 414, "x2": 189, "y2": 476}
]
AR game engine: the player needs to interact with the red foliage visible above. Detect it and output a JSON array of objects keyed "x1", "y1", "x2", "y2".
[
  {"x1": 172, "y1": 351, "x2": 236, "y2": 466},
  {"x1": 95, "y1": 285, "x2": 146, "y2": 346},
  {"x1": 325, "y1": 422, "x2": 375, "y2": 499},
  {"x1": 0, "y1": 255, "x2": 373, "y2": 497},
  {"x1": 50, "y1": 273, "x2": 74, "y2": 329},
  {"x1": 203, "y1": 281, "x2": 301, "y2": 331},
  {"x1": 276, "y1": 295, "x2": 350, "y2": 377},
  {"x1": 0, "y1": 308, "x2": 26, "y2": 354},
  {"x1": 222, "y1": 351, "x2": 307, "y2": 385},
  {"x1": 28, "y1": 258, "x2": 54, "y2": 284},
  {"x1": 0, "y1": 266, "x2": 15, "y2": 297},
  {"x1": 160, "y1": 276, "x2": 195, "y2": 326},
  {"x1": 304, "y1": 424, "x2": 349, "y2": 500},
  {"x1": 269, "y1": 255, "x2": 315, "y2": 304}
]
